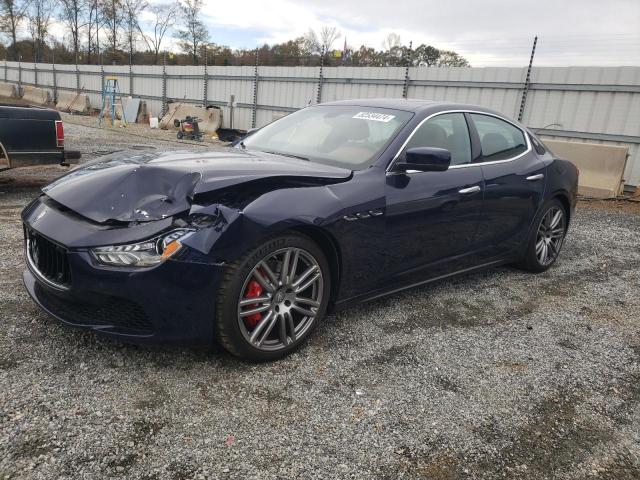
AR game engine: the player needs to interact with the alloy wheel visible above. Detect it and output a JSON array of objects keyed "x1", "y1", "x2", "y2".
[
  {"x1": 535, "y1": 206, "x2": 565, "y2": 266},
  {"x1": 237, "y1": 247, "x2": 323, "y2": 351}
]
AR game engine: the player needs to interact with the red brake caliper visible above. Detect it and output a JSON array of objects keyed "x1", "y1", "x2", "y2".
[{"x1": 243, "y1": 277, "x2": 264, "y2": 328}]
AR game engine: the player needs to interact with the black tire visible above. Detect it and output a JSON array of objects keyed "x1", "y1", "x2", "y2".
[
  {"x1": 518, "y1": 198, "x2": 568, "y2": 273},
  {"x1": 177, "y1": 131, "x2": 183, "y2": 139},
  {"x1": 215, "y1": 233, "x2": 331, "y2": 361}
]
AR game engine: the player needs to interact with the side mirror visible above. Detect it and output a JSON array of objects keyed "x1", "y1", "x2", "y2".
[{"x1": 395, "y1": 147, "x2": 451, "y2": 172}]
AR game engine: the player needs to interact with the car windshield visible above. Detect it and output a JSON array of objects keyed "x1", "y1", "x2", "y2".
[{"x1": 241, "y1": 105, "x2": 413, "y2": 170}]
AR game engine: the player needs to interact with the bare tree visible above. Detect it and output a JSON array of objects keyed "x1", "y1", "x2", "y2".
[
  {"x1": 28, "y1": 0, "x2": 53, "y2": 61},
  {"x1": 303, "y1": 26, "x2": 340, "y2": 55},
  {"x1": 0, "y1": 0, "x2": 29, "y2": 58},
  {"x1": 176, "y1": 0, "x2": 207, "y2": 64},
  {"x1": 122, "y1": 0, "x2": 146, "y2": 62},
  {"x1": 382, "y1": 32, "x2": 401, "y2": 51},
  {"x1": 86, "y1": 0, "x2": 100, "y2": 63},
  {"x1": 319, "y1": 26, "x2": 339, "y2": 53},
  {"x1": 302, "y1": 28, "x2": 318, "y2": 54},
  {"x1": 100, "y1": 0, "x2": 123, "y2": 59},
  {"x1": 58, "y1": 0, "x2": 85, "y2": 63},
  {"x1": 381, "y1": 32, "x2": 403, "y2": 65},
  {"x1": 144, "y1": 1, "x2": 176, "y2": 64}
]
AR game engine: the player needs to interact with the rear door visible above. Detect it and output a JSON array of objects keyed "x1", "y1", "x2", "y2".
[
  {"x1": 468, "y1": 113, "x2": 546, "y2": 259},
  {"x1": 384, "y1": 112, "x2": 484, "y2": 285}
]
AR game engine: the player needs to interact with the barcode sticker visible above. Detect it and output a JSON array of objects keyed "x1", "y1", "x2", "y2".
[{"x1": 353, "y1": 112, "x2": 396, "y2": 122}]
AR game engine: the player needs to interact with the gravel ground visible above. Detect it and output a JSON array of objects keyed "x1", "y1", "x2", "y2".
[{"x1": 1, "y1": 123, "x2": 639, "y2": 479}]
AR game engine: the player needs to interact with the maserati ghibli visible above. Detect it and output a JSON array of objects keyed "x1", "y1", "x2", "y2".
[{"x1": 22, "y1": 99, "x2": 578, "y2": 360}]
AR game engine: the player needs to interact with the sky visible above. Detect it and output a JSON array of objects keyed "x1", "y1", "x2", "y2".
[
  {"x1": 188, "y1": 0, "x2": 640, "y2": 67},
  {"x1": 39, "y1": 0, "x2": 640, "y2": 67}
]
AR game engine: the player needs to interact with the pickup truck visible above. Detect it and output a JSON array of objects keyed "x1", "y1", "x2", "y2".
[{"x1": 0, "y1": 104, "x2": 81, "y2": 170}]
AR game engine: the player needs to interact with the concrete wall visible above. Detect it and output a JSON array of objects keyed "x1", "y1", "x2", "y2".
[
  {"x1": 2, "y1": 61, "x2": 639, "y2": 187},
  {"x1": 544, "y1": 140, "x2": 628, "y2": 198}
]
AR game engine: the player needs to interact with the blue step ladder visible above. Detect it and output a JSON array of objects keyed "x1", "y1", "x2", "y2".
[{"x1": 98, "y1": 76, "x2": 127, "y2": 126}]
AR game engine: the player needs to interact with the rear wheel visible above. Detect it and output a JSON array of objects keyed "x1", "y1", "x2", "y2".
[
  {"x1": 519, "y1": 198, "x2": 567, "y2": 272},
  {"x1": 215, "y1": 233, "x2": 330, "y2": 361},
  {"x1": 177, "y1": 131, "x2": 183, "y2": 139}
]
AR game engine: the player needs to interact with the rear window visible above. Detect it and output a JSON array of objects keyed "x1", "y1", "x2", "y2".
[
  {"x1": 470, "y1": 114, "x2": 527, "y2": 161},
  {"x1": 528, "y1": 132, "x2": 548, "y2": 155}
]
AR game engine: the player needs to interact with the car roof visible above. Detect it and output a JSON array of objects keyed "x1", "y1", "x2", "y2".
[{"x1": 319, "y1": 98, "x2": 507, "y2": 117}]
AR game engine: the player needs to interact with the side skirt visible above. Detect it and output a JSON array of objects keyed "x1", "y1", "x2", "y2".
[{"x1": 332, "y1": 257, "x2": 515, "y2": 311}]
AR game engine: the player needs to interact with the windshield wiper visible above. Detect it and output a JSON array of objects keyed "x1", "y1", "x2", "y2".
[{"x1": 260, "y1": 150, "x2": 309, "y2": 161}]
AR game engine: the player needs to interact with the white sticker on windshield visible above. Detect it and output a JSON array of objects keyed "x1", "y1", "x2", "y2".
[{"x1": 352, "y1": 112, "x2": 396, "y2": 122}]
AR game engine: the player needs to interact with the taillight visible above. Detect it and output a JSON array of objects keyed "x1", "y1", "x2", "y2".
[{"x1": 55, "y1": 120, "x2": 64, "y2": 148}]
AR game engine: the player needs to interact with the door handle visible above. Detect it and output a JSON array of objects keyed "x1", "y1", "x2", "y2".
[
  {"x1": 526, "y1": 174, "x2": 544, "y2": 181},
  {"x1": 458, "y1": 185, "x2": 481, "y2": 194}
]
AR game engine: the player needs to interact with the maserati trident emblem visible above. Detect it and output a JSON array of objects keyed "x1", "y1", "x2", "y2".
[
  {"x1": 275, "y1": 290, "x2": 285, "y2": 303},
  {"x1": 30, "y1": 239, "x2": 39, "y2": 265}
]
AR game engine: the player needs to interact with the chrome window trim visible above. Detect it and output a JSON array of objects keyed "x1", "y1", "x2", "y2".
[{"x1": 385, "y1": 109, "x2": 532, "y2": 173}]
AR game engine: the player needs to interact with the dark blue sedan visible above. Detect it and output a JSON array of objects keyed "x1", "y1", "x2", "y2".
[{"x1": 22, "y1": 99, "x2": 578, "y2": 360}]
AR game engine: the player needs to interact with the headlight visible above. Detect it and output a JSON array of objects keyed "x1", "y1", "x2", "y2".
[{"x1": 91, "y1": 229, "x2": 195, "y2": 267}]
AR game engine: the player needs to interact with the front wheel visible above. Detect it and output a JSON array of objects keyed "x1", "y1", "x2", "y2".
[
  {"x1": 518, "y1": 198, "x2": 568, "y2": 272},
  {"x1": 215, "y1": 233, "x2": 331, "y2": 361}
]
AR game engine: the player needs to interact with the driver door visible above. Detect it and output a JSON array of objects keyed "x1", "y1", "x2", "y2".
[{"x1": 384, "y1": 112, "x2": 484, "y2": 286}]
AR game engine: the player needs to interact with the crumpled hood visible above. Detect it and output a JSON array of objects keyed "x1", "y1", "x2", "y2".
[{"x1": 42, "y1": 148, "x2": 352, "y2": 223}]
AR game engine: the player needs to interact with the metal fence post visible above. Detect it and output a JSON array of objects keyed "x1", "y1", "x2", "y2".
[
  {"x1": 100, "y1": 63, "x2": 105, "y2": 95},
  {"x1": 251, "y1": 47, "x2": 259, "y2": 128},
  {"x1": 161, "y1": 52, "x2": 168, "y2": 117},
  {"x1": 402, "y1": 41, "x2": 413, "y2": 99},
  {"x1": 229, "y1": 94, "x2": 235, "y2": 130},
  {"x1": 75, "y1": 61, "x2": 80, "y2": 91},
  {"x1": 203, "y1": 49, "x2": 208, "y2": 106},
  {"x1": 18, "y1": 57, "x2": 22, "y2": 92},
  {"x1": 129, "y1": 62, "x2": 134, "y2": 96},
  {"x1": 518, "y1": 36, "x2": 538, "y2": 122},
  {"x1": 34, "y1": 61, "x2": 38, "y2": 87},
  {"x1": 4, "y1": 59, "x2": 7, "y2": 82},
  {"x1": 52, "y1": 60, "x2": 58, "y2": 103},
  {"x1": 316, "y1": 46, "x2": 325, "y2": 104}
]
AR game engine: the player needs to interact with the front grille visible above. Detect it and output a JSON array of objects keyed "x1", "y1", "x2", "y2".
[
  {"x1": 25, "y1": 227, "x2": 71, "y2": 288},
  {"x1": 34, "y1": 284, "x2": 153, "y2": 333}
]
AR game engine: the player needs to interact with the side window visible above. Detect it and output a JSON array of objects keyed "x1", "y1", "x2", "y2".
[
  {"x1": 529, "y1": 132, "x2": 547, "y2": 155},
  {"x1": 470, "y1": 114, "x2": 527, "y2": 161},
  {"x1": 404, "y1": 113, "x2": 471, "y2": 166}
]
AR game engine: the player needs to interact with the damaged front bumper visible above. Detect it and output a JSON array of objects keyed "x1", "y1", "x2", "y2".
[{"x1": 21, "y1": 197, "x2": 228, "y2": 345}]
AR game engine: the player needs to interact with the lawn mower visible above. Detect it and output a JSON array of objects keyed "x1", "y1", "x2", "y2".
[{"x1": 174, "y1": 116, "x2": 204, "y2": 141}]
